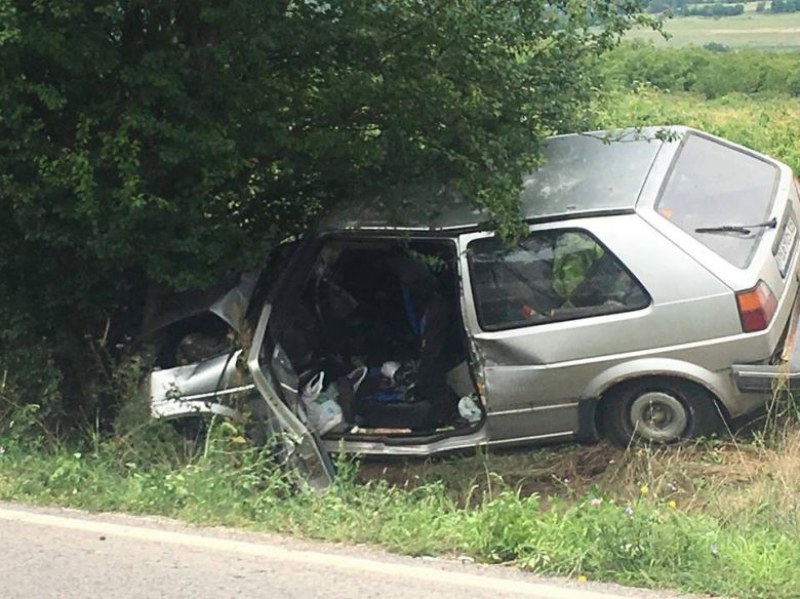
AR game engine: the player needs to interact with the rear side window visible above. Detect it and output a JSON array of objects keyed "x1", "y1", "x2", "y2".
[
  {"x1": 656, "y1": 134, "x2": 779, "y2": 268},
  {"x1": 468, "y1": 230, "x2": 649, "y2": 331}
]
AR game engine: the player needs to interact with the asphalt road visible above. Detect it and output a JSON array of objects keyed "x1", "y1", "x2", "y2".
[{"x1": 0, "y1": 502, "x2": 699, "y2": 599}]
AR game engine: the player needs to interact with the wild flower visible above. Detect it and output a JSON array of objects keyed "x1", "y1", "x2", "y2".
[
  {"x1": 639, "y1": 484, "x2": 649, "y2": 495},
  {"x1": 590, "y1": 497, "x2": 603, "y2": 506},
  {"x1": 667, "y1": 499, "x2": 677, "y2": 509},
  {"x1": 624, "y1": 505, "x2": 634, "y2": 517}
]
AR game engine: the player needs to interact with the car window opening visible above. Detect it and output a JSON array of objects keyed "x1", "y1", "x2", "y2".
[
  {"x1": 272, "y1": 238, "x2": 482, "y2": 439},
  {"x1": 468, "y1": 230, "x2": 650, "y2": 331}
]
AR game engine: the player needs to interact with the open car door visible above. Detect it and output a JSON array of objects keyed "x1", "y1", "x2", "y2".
[{"x1": 247, "y1": 303, "x2": 335, "y2": 490}]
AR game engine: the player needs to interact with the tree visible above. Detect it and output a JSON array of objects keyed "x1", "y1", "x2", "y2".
[
  {"x1": 772, "y1": 0, "x2": 800, "y2": 12},
  {"x1": 683, "y1": 3, "x2": 745, "y2": 17},
  {"x1": 0, "y1": 0, "x2": 651, "y2": 411}
]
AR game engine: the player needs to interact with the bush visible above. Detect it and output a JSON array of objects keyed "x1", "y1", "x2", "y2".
[
  {"x1": 599, "y1": 44, "x2": 800, "y2": 98},
  {"x1": 682, "y1": 3, "x2": 745, "y2": 16},
  {"x1": 597, "y1": 42, "x2": 712, "y2": 92},
  {"x1": 771, "y1": 0, "x2": 800, "y2": 12},
  {"x1": 0, "y1": 317, "x2": 63, "y2": 424}
]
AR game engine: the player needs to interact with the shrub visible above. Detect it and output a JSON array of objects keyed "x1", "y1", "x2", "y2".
[{"x1": 600, "y1": 44, "x2": 800, "y2": 98}]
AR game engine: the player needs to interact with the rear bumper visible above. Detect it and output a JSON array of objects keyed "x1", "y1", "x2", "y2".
[{"x1": 732, "y1": 300, "x2": 800, "y2": 393}]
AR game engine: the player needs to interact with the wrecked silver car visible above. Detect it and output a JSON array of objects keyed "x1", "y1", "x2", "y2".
[{"x1": 147, "y1": 126, "x2": 800, "y2": 486}]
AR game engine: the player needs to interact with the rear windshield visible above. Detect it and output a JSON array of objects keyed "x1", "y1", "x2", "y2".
[{"x1": 656, "y1": 134, "x2": 779, "y2": 268}]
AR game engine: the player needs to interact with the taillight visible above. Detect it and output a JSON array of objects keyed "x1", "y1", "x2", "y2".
[{"x1": 736, "y1": 280, "x2": 778, "y2": 333}]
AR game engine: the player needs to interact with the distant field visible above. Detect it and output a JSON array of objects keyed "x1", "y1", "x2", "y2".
[{"x1": 629, "y1": 11, "x2": 800, "y2": 50}]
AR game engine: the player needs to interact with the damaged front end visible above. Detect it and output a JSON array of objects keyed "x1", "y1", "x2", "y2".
[
  {"x1": 144, "y1": 271, "x2": 258, "y2": 421},
  {"x1": 149, "y1": 349, "x2": 251, "y2": 420},
  {"x1": 143, "y1": 243, "x2": 335, "y2": 489}
]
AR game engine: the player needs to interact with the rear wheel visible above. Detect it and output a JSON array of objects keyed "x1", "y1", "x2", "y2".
[{"x1": 600, "y1": 377, "x2": 722, "y2": 446}]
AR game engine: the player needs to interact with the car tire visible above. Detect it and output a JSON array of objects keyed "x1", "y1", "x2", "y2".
[{"x1": 600, "y1": 377, "x2": 722, "y2": 446}]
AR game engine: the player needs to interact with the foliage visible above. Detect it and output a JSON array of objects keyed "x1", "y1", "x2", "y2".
[
  {"x1": 683, "y1": 2, "x2": 744, "y2": 16},
  {"x1": 599, "y1": 42, "x2": 800, "y2": 97},
  {"x1": 0, "y1": 331, "x2": 64, "y2": 421},
  {"x1": 0, "y1": 2, "x2": 649, "y2": 310},
  {"x1": 702, "y1": 41, "x2": 731, "y2": 52},
  {"x1": 644, "y1": 0, "x2": 746, "y2": 16},
  {"x1": 771, "y1": 0, "x2": 800, "y2": 12},
  {"x1": 0, "y1": 0, "x2": 652, "y2": 414}
]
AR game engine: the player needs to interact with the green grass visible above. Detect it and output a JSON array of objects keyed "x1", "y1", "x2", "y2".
[
  {"x1": 629, "y1": 12, "x2": 800, "y2": 49},
  {"x1": 5, "y1": 396, "x2": 800, "y2": 598}
]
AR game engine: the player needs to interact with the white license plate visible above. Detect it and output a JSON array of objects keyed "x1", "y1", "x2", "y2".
[{"x1": 776, "y1": 219, "x2": 798, "y2": 276}]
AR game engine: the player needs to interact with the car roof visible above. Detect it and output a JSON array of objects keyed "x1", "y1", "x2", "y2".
[{"x1": 323, "y1": 126, "x2": 685, "y2": 232}]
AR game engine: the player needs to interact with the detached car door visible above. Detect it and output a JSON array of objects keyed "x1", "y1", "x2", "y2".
[{"x1": 247, "y1": 301, "x2": 335, "y2": 490}]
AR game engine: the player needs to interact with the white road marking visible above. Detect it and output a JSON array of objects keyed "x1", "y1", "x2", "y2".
[{"x1": 0, "y1": 506, "x2": 629, "y2": 599}]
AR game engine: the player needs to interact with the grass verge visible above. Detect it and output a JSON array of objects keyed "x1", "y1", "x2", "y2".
[{"x1": 3, "y1": 399, "x2": 800, "y2": 599}]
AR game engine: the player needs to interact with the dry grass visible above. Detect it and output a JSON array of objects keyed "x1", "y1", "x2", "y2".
[{"x1": 357, "y1": 417, "x2": 800, "y2": 528}]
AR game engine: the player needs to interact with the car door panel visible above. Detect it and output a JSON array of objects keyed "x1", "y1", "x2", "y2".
[
  {"x1": 458, "y1": 216, "x2": 737, "y2": 442},
  {"x1": 247, "y1": 303, "x2": 335, "y2": 490}
]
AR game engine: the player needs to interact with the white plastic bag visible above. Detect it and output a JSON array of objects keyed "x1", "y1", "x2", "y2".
[
  {"x1": 301, "y1": 372, "x2": 344, "y2": 435},
  {"x1": 347, "y1": 365, "x2": 368, "y2": 392},
  {"x1": 458, "y1": 395, "x2": 483, "y2": 423},
  {"x1": 380, "y1": 361, "x2": 401, "y2": 382}
]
